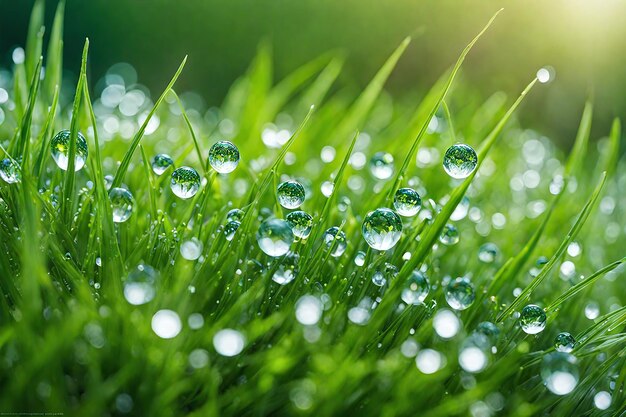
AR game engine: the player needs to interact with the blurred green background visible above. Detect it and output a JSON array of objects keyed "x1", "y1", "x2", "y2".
[{"x1": 1, "y1": 0, "x2": 625, "y2": 147}]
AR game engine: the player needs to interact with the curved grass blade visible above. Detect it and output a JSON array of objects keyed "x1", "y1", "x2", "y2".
[
  {"x1": 43, "y1": 0, "x2": 65, "y2": 103},
  {"x1": 564, "y1": 101, "x2": 592, "y2": 177},
  {"x1": 111, "y1": 56, "x2": 187, "y2": 189},
  {"x1": 600, "y1": 117, "x2": 621, "y2": 178},
  {"x1": 387, "y1": 9, "x2": 503, "y2": 201},
  {"x1": 496, "y1": 172, "x2": 607, "y2": 322},
  {"x1": 546, "y1": 257, "x2": 625, "y2": 313},
  {"x1": 171, "y1": 90, "x2": 208, "y2": 176},
  {"x1": 61, "y1": 39, "x2": 89, "y2": 223},
  {"x1": 16, "y1": 56, "x2": 43, "y2": 170},
  {"x1": 24, "y1": 0, "x2": 44, "y2": 82}
]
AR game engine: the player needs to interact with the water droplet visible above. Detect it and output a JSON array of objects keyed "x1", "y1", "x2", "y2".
[
  {"x1": 475, "y1": 322, "x2": 500, "y2": 345},
  {"x1": 0, "y1": 158, "x2": 21, "y2": 184},
  {"x1": 459, "y1": 345, "x2": 488, "y2": 373},
  {"x1": 478, "y1": 242, "x2": 500, "y2": 263},
  {"x1": 443, "y1": 144, "x2": 477, "y2": 179},
  {"x1": 151, "y1": 153, "x2": 173, "y2": 175},
  {"x1": 584, "y1": 302, "x2": 600, "y2": 319},
  {"x1": 401, "y1": 270, "x2": 430, "y2": 305},
  {"x1": 170, "y1": 166, "x2": 201, "y2": 199},
  {"x1": 541, "y1": 352, "x2": 579, "y2": 395},
  {"x1": 362, "y1": 208, "x2": 402, "y2": 251},
  {"x1": 213, "y1": 329, "x2": 245, "y2": 356},
  {"x1": 519, "y1": 304, "x2": 547, "y2": 334},
  {"x1": 180, "y1": 238, "x2": 203, "y2": 260},
  {"x1": 209, "y1": 140, "x2": 240, "y2": 174},
  {"x1": 286, "y1": 210, "x2": 313, "y2": 239},
  {"x1": 277, "y1": 180, "x2": 306, "y2": 209},
  {"x1": 439, "y1": 224, "x2": 460, "y2": 245},
  {"x1": 257, "y1": 219, "x2": 294, "y2": 257},
  {"x1": 109, "y1": 187, "x2": 134, "y2": 223},
  {"x1": 227, "y1": 208, "x2": 244, "y2": 222},
  {"x1": 295, "y1": 295, "x2": 322, "y2": 325},
  {"x1": 104, "y1": 174, "x2": 114, "y2": 190},
  {"x1": 123, "y1": 264, "x2": 158, "y2": 305},
  {"x1": 369, "y1": 152, "x2": 394, "y2": 180},
  {"x1": 371, "y1": 263, "x2": 398, "y2": 287},
  {"x1": 51, "y1": 130, "x2": 88, "y2": 171},
  {"x1": 272, "y1": 252, "x2": 299, "y2": 285},
  {"x1": 151, "y1": 309, "x2": 181, "y2": 339},
  {"x1": 416, "y1": 349, "x2": 444, "y2": 374},
  {"x1": 323, "y1": 227, "x2": 347, "y2": 257},
  {"x1": 594, "y1": 391, "x2": 611, "y2": 410},
  {"x1": 224, "y1": 220, "x2": 241, "y2": 241},
  {"x1": 445, "y1": 277, "x2": 475, "y2": 310},
  {"x1": 554, "y1": 332, "x2": 575, "y2": 352},
  {"x1": 354, "y1": 251, "x2": 366, "y2": 266},
  {"x1": 393, "y1": 187, "x2": 421, "y2": 217},
  {"x1": 433, "y1": 309, "x2": 460, "y2": 339}
]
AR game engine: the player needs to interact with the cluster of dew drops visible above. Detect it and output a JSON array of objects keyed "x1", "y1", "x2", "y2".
[{"x1": 0, "y1": 115, "x2": 595, "y2": 400}]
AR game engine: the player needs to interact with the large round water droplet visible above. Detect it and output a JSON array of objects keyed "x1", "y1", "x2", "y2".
[
  {"x1": 354, "y1": 251, "x2": 366, "y2": 266},
  {"x1": 51, "y1": 129, "x2": 88, "y2": 171},
  {"x1": 257, "y1": 218, "x2": 294, "y2": 257},
  {"x1": 124, "y1": 264, "x2": 158, "y2": 305},
  {"x1": 180, "y1": 237, "x2": 203, "y2": 260},
  {"x1": 152, "y1": 153, "x2": 174, "y2": 175},
  {"x1": 272, "y1": 252, "x2": 299, "y2": 284},
  {"x1": 541, "y1": 352, "x2": 579, "y2": 395},
  {"x1": 170, "y1": 166, "x2": 201, "y2": 199},
  {"x1": 371, "y1": 263, "x2": 398, "y2": 287},
  {"x1": 369, "y1": 152, "x2": 394, "y2": 180},
  {"x1": 224, "y1": 220, "x2": 240, "y2": 241},
  {"x1": 227, "y1": 208, "x2": 244, "y2": 222},
  {"x1": 439, "y1": 224, "x2": 460, "y2": 245},
  {"x1": 277, "y1": 180, "x2": 305, "y2": 209},
  {"x1": 209, "y1": 140, "x2": 240, "y2": 174},
  {"x1": 213, "y1": 328, "x2": 245, "y2": 356},
  {"x1": 0, "y1": 158, "x2": 21, "y2": 184},
  {"x1": 401, "y1": 270, "x2": 430, "y2": 305},
  {"x1": 362, "y1": 208, "x2": 402, "y2": 251},
  {"x1": 520, "y1": 304, "x2": 547, "y2": 334},
  {"x1": 286, "y1": 210, "x2": 313, "y2": 239},
  {"x1": 445, "y1": 277, "x2": 475, "y2": 310},
  {"x1": 475, "y1": 321, "x2": 500, "y2": 345},
  {"x1": 394, "y1": 187, "x2": 421, "y2": 217},
  {"x1": 323, "y1": 226, "x2": 347, "y2": 257},
  {"x1": 109, "y1": 187, "x2": 134, "y2": 223},
  {"x1": 443, "y1": 144, "x2": 477, "y2": 179},
  {"x1": 478, "y1": 242, "x2": 500, "y2": 263},
  {"x1": 554, "y1": 332, "x2": 575, "y2": 352}
]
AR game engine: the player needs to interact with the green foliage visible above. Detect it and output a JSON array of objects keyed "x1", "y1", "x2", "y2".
[{"x1": 0, "y1": 4, "x2": 624, "y2": 417}]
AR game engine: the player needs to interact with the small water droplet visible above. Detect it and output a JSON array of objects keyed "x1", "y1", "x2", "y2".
[
  {"x1": 51, "y1": 130, "x2": 88, "y2": 171},
  {"x1": 209, "y1": 140, "x2": 240, "y2": 174}
]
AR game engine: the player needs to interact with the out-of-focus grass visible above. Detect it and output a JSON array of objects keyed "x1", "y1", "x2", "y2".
[{"x1": 0, "y1": 2, "x2": 624, "y2": 416}]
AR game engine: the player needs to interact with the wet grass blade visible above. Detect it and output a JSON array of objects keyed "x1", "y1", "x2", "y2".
[
  {"x1": 16, "y1": 56, "x2": 43, "y2": 170},
  {"x1": 497, "y1": 172, "x2": 607, "y2": 322},
  {"x1": 546, "y1": 257, "x2": 625, "y2": 313},
  {"x1": 111, "y1": 56, "x2": 188, "y2": 189},
  {"x1": 387, "y1": 9, "x2": 503, "y2": 200},
  {"x1": 61, "y1": 39, "x2": 89, "y2": 223}
]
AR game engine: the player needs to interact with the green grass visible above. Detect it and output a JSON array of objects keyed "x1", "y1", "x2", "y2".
[{"x1": 0, "y1": 3, "x2": 625, "y2": 416}]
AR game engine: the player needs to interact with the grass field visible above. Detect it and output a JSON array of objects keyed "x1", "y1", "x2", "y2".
[{"x1": 0, "y1": 2, "x2": 624, "y2": 416}]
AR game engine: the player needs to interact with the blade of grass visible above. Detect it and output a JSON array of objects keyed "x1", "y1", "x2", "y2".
[
  {"x1": 496, "y1": 172, "x2": 607, "y2": 322},
  {"x1": 61, "y1": 39, "x2": 89, "y2": 223},
  {"x1": 111, "y1": 56, "x2": 187, "y2": 189},
  {"x1": 387, "y1": 9, "x2": 503, "y2": 201},
  {"x1": 546, "y1": 257, "x2": 625, "y2": 313},
  {"x1": 24, "y1": 0, "x2": 44, "y2": 82},
  {"x1": 43, "y1": 0, "x2": 65, "y2": 103},
  {"x1": 16, "y1": 56, "x2": 43, "y2": 170}
]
